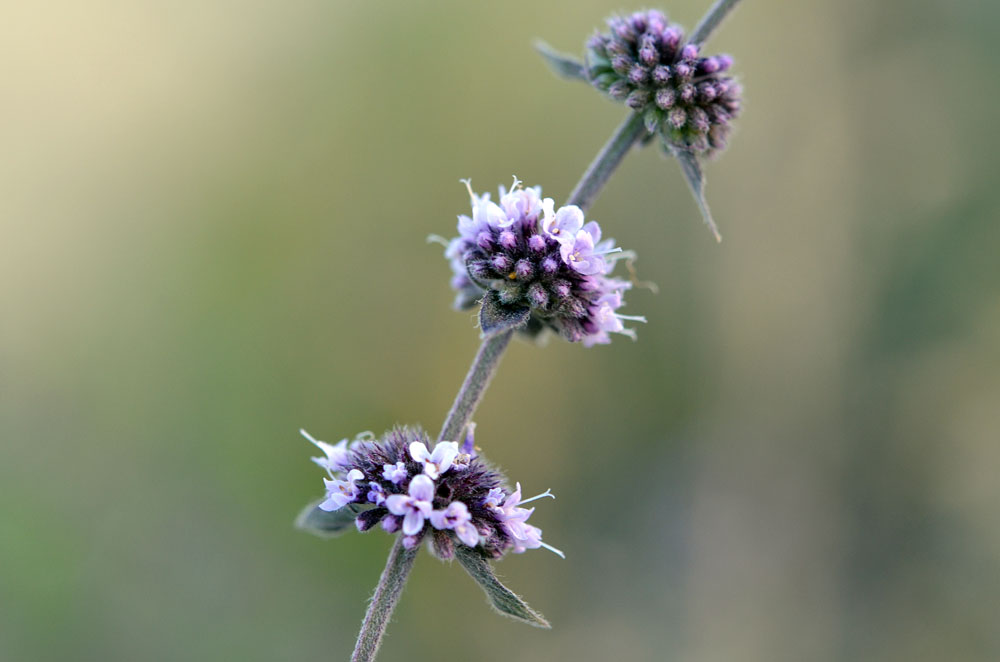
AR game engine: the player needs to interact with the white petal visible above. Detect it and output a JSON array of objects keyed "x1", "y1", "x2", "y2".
[
  {"x1": 429, "y1": 509, "x2": 450, "y2": 530},
  {"x1": 402, "y1": 511, "x2": 425, "y2": 536},
  {"x1": 430, "y1": 442, "x2": 459, "y2": 474},
  {"x1": 456, "y1": 522, "x2": 480, "y2": 547},
  {"x1": 408, "y1": 441, "x2": 430, "y2": 463},
  {"x1": 409, "y1": 474, "x2": 435, "y2": 501},
  {"x1": 385, "y1": 494, "x2": 410, "y2": 516}
]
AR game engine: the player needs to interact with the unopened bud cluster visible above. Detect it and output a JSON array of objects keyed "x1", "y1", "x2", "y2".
[
  {"x1": 446, "y1": 179, "x2": 644, "y2": 346},
  {"x1": 303, "y1": 426, "x2": 562, "y2": 560},
  {"x1": 586, "y1": 9, "x2": 742, "y2": 156}
]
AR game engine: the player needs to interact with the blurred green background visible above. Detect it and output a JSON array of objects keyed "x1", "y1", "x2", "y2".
[{"x1": 2, "y1": 0, "x2": 999, "y2": 660}]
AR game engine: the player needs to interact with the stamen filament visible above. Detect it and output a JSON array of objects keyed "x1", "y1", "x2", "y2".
[
  {"x1": 540, "y1": 542, "x2": 566, "y2": 559},
  {"x1": 460, "y1": 178, "x2": 475, "y2": 201},
  {"x1": 519, "y1": 489, "x2": 556, "y2": 505}
]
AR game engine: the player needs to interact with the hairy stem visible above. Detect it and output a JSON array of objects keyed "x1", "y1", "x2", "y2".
[
  {"x1": 351, "y1": 538, "x2": 419, "y2": 662},
  {"x1": 566, "y1": 112, "x2": 646, "y2": 212},
  {"x1": 438, "y1": 329, "x2": 514, "y2": 442},
  {"x1": 689, "y1": 0, "x2": 745, "y2": 47}
]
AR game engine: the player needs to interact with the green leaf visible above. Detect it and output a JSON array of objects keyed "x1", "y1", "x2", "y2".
[
  {"x1": 534, "y1": 40, "x2": 586, "y2": 81},
  {"x1": 479, "y1": 291, "x2": 530, "y2": 338},
  {"x1": 295, "y1": 499, "x2": 368, "y2": 538},
  {"x1": 669, "y1": 144, "x2": 722, "y2": 242},
  {"x1": 455, "y1": 546, "x2": 551, "y2": 628}
]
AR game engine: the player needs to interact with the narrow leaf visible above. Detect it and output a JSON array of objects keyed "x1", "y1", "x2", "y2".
[
  {"x1": 479, "y1": 291, "x2": 530, "y2": 337},
  {"x1": 670, "y1": 145, "x2": 722, "y2": 242},
  {"x1": 534, "y1": 40, "x2": 586, "y2": 81},
  {"x1": 295, "y1": 499, "x2": 367, "y2": 538},
  {"x1": 455, "y1": 546, "x2": 551, "y2": 628}
]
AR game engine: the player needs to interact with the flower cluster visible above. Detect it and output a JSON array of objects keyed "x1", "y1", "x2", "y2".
[
  {"x1": 585, "y1": 9, "x2": 742, "y2": 156},
  {"x1": 444, "y1": 179, "x2": 644, "y2": 346},
  {"x1": 303, "y1": 426, "x2": 562, "y2": 560}
]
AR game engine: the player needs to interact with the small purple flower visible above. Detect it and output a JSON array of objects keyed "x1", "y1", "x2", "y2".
[
  {"x1": 541, "y1": 204, "x2": 583, "y2": 242},
  {"x1": 430, "y1": 501, "x2": 480, "y2": 547},
  {"x1": 499, "y1": 179, "x2": 547, "y2": 226},
  {"x1": 483, "y1": 487, "x2": 505, "y2": 510},
  {"x1": 385, "y1": 474, "x2": 435, "y2": 536},
  {"x1": 510, "y1": 523, "x2": 546, "y2": 555},
  {"x1": 581, "y1": 291, "x2": 647, "y2": 347},
  {"x1": 409, "y1": 440, "x2": 459, "y2": 479},
  {"x1": 382, "y1": 461, "x2": 408, "y2": 485},
  {"x1": 487, "y1": 482, "x2": 533, "y2": 526},
  {"x1": 367, "y1": 481, "x2": 386, "y2": 506},
  {"x1": 319, "y1": 469, "x2": 365, "y2": 512},
  {"x1": 561, "y1": 227, "x2": 607, "y2": 276},
  {"x1": 301, "y1": 429, "x2": 351, "y2": 474},
  {"x1": 487, "y1": 483, "x2": 563, "y2": 557}
]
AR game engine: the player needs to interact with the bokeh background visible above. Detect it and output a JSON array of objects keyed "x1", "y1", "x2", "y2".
[{"x1": 2, "y1": 0, "x2": 999, "y2": 660}]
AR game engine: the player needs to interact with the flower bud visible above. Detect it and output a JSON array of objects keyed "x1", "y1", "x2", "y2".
[
  {"x1": 655, "y1": 87, "x2": 676, "y2": 110},
  {"x1": 626, "y1": 88, "x2": 650, "y2": 110},
  {"x1": 430, "y1": 530, "x2": 455, "y2": 560},
  {"x1": 476, "y1": 231, "x2": 493, "y2": 250},
  {"x1": 611, "y1": 54, "x2": 632, "y2": 75},
  {"x1": 652, "y1": 65, "x2": 671, "y2": 85},
  {"x1": 551, "y1": 279, "x2": 572, "y2": 299},
  {"x1": 628, "y1": 65, "x2": 649, "y2": 85},
  {"x1": 468, "y1": 259, "x2": 492, "y2": 281},
  {"x1": 679, "y1": 83, "x2": 696, "y2": 104},
  {"x1": 498, "y1": 230, "x2": 517, "y2": 250},
  {"x1": 668, "y1": 107, "x2": 687, "y2": 129},
  {"x1": 608, "y1": 80, "x2": 631, "y2": 101},
  {"x1": 491, "y1": 253, "x2": 512, "y2": 272},
  {"x1": 527, "y1": 282, "x2": 549, "y2": 309},
  {"x1": 528, "y1": 234, "x2": 546, "y2": 253},
  {"x1": 356, "y1": 508, "x2": 387, "y2": 532},
  {"x1": 638, "y1": 45, "x2": 658, "y2": 67}
]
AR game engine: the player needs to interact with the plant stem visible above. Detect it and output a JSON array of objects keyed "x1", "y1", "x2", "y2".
[
  {"x1": 566, "y1": 112, "x2": 646, "y2": 211},
  {"x1": 351, "y1": 537, "x2": 419, "y2": 662},
  {"x1": 350, "y1": 109, "x2": 647, "y2": 662},
  {"x1": 689, "y1": 0, "x2": 745, "y2": 47},
  {"x1": 437, "y1": 328, "x2": 514, "y2": 443}
]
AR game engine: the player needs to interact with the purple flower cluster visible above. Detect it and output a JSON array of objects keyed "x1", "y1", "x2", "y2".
[
  {"x1": 304, "y1": 426, "x2": 563, "y2": 560},
  {"x1": 445, "y1": 179, "x2": 644, "y2": 346},
  {"x1": 585, "y1": 9, "x2": 742, "y2": 156}
]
